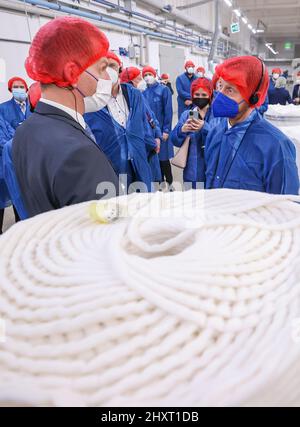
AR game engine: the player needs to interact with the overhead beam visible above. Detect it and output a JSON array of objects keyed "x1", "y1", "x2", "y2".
[
  {"x1": 238, "y1": 0, "x2": 300, "y2": 8},
  {"x1": 243, "y1": 3, "x2": 300, "y2": 11},
  {"x1": 177, "y1": 0, "x2": 213, "y2": 11},
  {"x1": 260, "y1": 15, "x2": 300, "y2": 22}
]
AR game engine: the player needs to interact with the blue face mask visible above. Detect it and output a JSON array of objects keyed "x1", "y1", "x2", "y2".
[
  {"x1": 12, "y1": 88, "x2": 27, "y2": 102},
  {"x1": 212, "y1": 92, "x2": 244, "y2": 118}
]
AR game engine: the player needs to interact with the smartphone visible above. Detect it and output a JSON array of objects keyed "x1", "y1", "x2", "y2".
[{"x1": 189, "y1": 110, "x2": 200, "y2": 120}]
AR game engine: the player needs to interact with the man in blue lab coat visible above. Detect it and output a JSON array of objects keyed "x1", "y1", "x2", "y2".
[
  {"x1": 142, "y1": 66, "x2": 174, "y2": 188},
  {"x1": 205, "y1": 56, "x2": 299, "y2": 195},
  {"x1": 0, "y1": 76, "x2": 31, "y2": 133},
  {"x1": 85, "y1": 55, "x2": 153, "y2": 193},
  {"x1": 176, "y1": 60, "x2": 197, "y2": 119}
]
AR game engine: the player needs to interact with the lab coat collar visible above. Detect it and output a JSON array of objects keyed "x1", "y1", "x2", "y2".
[{"x1": 226, "y1": 109, "x2": 258, "y2": 134}]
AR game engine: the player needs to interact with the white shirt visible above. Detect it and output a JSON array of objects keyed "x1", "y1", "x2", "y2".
[
  {"x1": 107, "y1": 86, "x2": 129, "y2": 128},
  {"x1": 40, "y1": 98, "x2": 86, "y2": 129}
]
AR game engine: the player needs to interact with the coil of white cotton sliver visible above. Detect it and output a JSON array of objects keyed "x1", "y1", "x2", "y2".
[{"x1": 0, "y1": 188, "x2": 300, "y2": 407}]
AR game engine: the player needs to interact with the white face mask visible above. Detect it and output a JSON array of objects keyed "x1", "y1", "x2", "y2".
[
  {"x1": 107, "y1": 67, "x2": 119, "y2": 85},
  {"x1": 273, "y1": 73, "x2": 280, "y2": 80},
  {"x1": 136, "y1": 80, "x2": 147, "y2": 92},
  {"x1": 144, "y1": 75, "x2": 156, "y2": 85},
  {"x1": 187, "y1": 67, "x2": 195, "y2": 75},
  {"x1": 197, "y1": 72, "x2": 204, "y2": 78},
  {"x1": 84, "y1": 78, "x2": 113, "y2": 113},
  {"x1": 296, "y1": 79, "x2": 300, "y2": 85}
]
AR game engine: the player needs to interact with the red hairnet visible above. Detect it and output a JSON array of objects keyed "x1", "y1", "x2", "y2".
[
  {"x1": 196, "y1": 67, "x2": 205, "y2": 74},
  {"x1": 142, "y1": 66, "x2": 156, "y2": 78},
  {"x1": 161, "y1": 73, "x2": 169, "y2": 80},
  {"x1": 185, "y1": 60, "x2": 195, "y2": 69},
  {"x1": 212, "y1": 56, "x2": 269, "y2": 108},
  {"x1": 25, "y1": 17, "x2": 109, "y2": 87},
  {"x1": 28, "y1": 82, "x2": 41, "y2": 110},
  {"x1": 272, "y1": 68, "x2": 282, "y2": 74},
  {"x1": 8, "y1": 77, "x2": 28, "y2": 92},
  {"x1": 120, "y1": 67, "x2": 141, "y2": 83},
  {"x1": 107, "y1": 51, "x2": 122, "y2": 66},
  {"x1": 191, "y1": 78, "x2": 213, "y2": 99}
]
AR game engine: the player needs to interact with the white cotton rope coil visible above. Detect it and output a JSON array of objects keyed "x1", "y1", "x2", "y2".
[{"x1": 1, "y1": 188, "x2": 300, "y2": 407}]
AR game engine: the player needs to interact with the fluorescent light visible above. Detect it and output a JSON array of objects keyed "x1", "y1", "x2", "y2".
[
  {"x1": 265, "y1": 42, "x2": 278, "y2": 55},
  {"x1": 256, "y1": 29, "x2": 265, "y2": 33},
  {"x1": 252, "y1": 29, "x2": 257, "y2": 34},
  {"x1": 223, "y1": 0, "x2": 233, "y2": 7},
  {"x1": 242, "y1": 17, "x2": 248, "y2": 25},
  {"x1": 234, "y1": 9, "x2": 241, "y2": 17},
  {"x1": 248, "y1": 24, "x2": 253, "y2": 30}
]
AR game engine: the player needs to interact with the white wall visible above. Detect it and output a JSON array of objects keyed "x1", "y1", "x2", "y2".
[
  {"x1": 0, "y1": 7, "x2": 213, "y2": 103},
  {"x1": 0, "y1": 0, "x2": 254, "y2": 102}
]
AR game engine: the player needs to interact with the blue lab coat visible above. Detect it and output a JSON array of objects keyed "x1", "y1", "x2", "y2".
[
  {"x1": 176, "y1": 72, "x2": 197, "y2": 119},
  {"x1": 2, "y1": 138, "x2": 28, "y2": 219},
  {"x1": 268, "y1": 88, "x2": 292, "y2": 105},
  {"x1": 170, "y1": 106, "x2": 221, "y2": 185},
  {"x1": 142, "y1": 97, "x2": 162, "y2": 182},
  {"x1": 0, "y1": 116, "x2": 14, "y2": 209},
  {"x1": 205, "y1": 110, "x2": 299, "y2": 194},
  {"x1": 0, "y1": 97, "x2": 31, "y2": 131},
  {"x1": 85, "y1": 84, "x2": 152, "y2": 191},
  {"x1": 268, "y1": 77, "x2": 276, "y2": 92},
  {"x1": 12, "y1": 102, "x2": 119, "y2": 218},
  {"x1": 143, "y1": 82, "x2": 173, "y2": 161},
  {"x1": 292, "y1": 84, "x2": 300, "y2": 101}
]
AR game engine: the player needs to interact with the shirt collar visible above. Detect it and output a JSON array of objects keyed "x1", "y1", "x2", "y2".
[
  {"x1": 14, "y1": 98, "x2": 26, "y2": 107},
  {"x1": 227, "y1": 109, "x2": 257, "y2": 132},
  {"x1": 40, "y1": 98, "x2": 86, "y2": 129},
  {"x1": 112, "y1": 84, "x2": 123, "y2": 98}
]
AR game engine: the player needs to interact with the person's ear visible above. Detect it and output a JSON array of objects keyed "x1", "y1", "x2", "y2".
[{"x1": 62, "y1": 61, "x2": 81, "y2": 87}]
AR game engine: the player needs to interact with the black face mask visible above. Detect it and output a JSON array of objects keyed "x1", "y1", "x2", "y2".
[{"x1": 192, "y1": 97, "x2": 210, "y2": 110}]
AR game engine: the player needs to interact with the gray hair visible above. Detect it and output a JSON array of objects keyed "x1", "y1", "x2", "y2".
[{"x1": 275, "y1": 76, "x2": 287, "y2": 89}]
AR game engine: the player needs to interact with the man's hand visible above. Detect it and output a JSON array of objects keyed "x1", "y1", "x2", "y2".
[
  {"x1": 155, "y1": 138, "x2": 161, "y2": 153},
  {"x1": 184, "y1": 100, "x2": 193, "y2": 106}
]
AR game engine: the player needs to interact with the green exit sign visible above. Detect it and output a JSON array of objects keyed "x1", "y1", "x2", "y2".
[
  {"x1": 231, "y1": 23, "x2": 240, "y2": 34},
  {"x1": 284, "y1": 42, "x2": 293, "y2": 50}
]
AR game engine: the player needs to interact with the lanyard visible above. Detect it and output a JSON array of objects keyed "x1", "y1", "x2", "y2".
[{"x1": 212, "y1": 118, "x2": 256, "y2": 188}]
